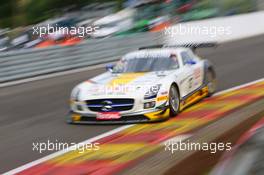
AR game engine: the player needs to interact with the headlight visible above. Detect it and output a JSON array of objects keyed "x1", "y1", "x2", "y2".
[
  {"x1": 144, "y1": 84, "x2": 161, "y2": 99},
  {"x1": 70, "y1": 88, "x2": 84, "y2": 111},
  {"x1": 71, "y1": 88, "x2": 81, "y2": 101},
  {"x1": 144, "y1": 101, "x2": 156, "y2": 109}
]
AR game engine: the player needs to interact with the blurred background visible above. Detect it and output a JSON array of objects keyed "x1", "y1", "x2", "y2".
[
  {"x1": 1, "y1": 1, "x2": 264, "y2": 175},
  {"x1": 0, "y1": 0, "x2": 261, "y2": 51}
]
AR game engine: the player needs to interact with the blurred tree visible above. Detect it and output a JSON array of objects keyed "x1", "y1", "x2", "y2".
[
  {"x1": 0, "y1": 0, "x2": 123, "y2": 27},
  {"x1": 0, "y1": 0, "x2": 12, "y2": 17},
  {"x1": 0, "y1": 0, "x2": 13, "y2": 27},
  {"x1": 25, "y1": 0, "x2": 122, "y2": 24}
]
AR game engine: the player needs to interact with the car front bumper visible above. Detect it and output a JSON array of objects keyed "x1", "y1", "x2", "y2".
[{"x1": 67, "y1": 108, "x2": 170, "y2": 124}]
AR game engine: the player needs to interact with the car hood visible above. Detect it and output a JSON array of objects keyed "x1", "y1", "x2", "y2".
[{"x1": 76, "y1": 71, "x2": 171, "y2": 100}]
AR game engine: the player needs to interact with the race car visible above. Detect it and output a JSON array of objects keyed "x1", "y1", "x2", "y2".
[{"x1": 68, "y1": 43, "x2": 217, "y2": 124}]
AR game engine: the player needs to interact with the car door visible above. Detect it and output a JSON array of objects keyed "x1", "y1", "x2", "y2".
[
  {"x1": 187, "y1": 50, "x2": 204, "y2": 91},
  {"x1": 178, "y1": 51, "x2": 195, "y2": 97},
  {"x1": 179, "y1": 50, "x2": 204, "y2": 96}
]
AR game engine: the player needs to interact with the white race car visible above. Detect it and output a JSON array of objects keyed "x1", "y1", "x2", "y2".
[{"x1": 68, "y1": 44, "x2": 217, "y2": 124}]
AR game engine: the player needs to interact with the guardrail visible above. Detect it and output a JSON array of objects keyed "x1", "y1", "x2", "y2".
[{"x1": 0, "y1": 32, "x2": 163, "y2": 83}]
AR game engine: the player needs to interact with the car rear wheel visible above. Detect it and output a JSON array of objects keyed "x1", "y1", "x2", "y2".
[
  {"x1": 169, "y1": 85, "x2": 180, "y2": 117},
  {"x1": 206, "y1": 70, "x2": 216, "y2": 97}
]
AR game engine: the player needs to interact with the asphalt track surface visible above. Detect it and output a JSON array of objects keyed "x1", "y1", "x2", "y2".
[{"x1": 0, "y1": 35, "x2": 264, "y2": 173}]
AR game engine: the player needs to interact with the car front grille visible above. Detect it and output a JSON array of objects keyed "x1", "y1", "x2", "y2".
[{"x1": 86, "y1": 98, "x2": 134, "y2": 112}]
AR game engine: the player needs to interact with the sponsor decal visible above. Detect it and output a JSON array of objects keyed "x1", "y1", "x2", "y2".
[
  {"x1": 96, "y1": 112, "x2": 121, "y2": 120},
  {"x1": 108, "y1": 73, "x2": 146, "y2": 86},
  {"x1": 194, "y1": 68, "x2": 201, "y2": 79},
  {"x1": 160, "y1": 91, "x2": 168, "y2": 95},
  {"x1": 157, "y1": 95, "x2": 168, "y2": 101}
]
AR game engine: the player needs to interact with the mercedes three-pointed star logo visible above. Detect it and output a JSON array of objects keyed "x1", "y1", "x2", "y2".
[{"x1": 101, "y1": 100, "x2": 113, "y2": 111}]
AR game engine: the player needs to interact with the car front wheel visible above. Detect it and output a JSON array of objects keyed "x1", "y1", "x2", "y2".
[{"x1": 169, "y1": 85, "x2": 180, "y2": 117}]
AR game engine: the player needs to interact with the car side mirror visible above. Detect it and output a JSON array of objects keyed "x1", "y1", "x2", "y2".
[
  {"x1": 106, "y1": 63, "x2": 115, "y2": 72},
  {"x1": 186, "y1": 59, "x2": 196, "y2": 65}
]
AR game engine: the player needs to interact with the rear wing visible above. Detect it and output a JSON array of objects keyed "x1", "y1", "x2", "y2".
[{"x1": 139, "y1": 42, "x2": 217, "y2": 52}]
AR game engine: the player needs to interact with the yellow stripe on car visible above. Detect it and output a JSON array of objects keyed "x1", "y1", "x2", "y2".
[
  {"x1": 107, "y1": 73, "x2": 146, "y2": 86},
  {"x1": 144, "y1": 108, "x2": 170, "y2": 120},
  {"x1": 72, "y1": 114, "x2": 81, "y2": 121},
  {"x1": 180, "y1": 86, "x2": 209, "y2": 111},
  {"x1": 157, "y1": 95, "x2": 168, "y2": 102}
]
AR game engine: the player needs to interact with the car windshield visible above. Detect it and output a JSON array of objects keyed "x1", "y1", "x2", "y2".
[{"x1": 112, "y1": 56, "x2": 179, "y2": 73}]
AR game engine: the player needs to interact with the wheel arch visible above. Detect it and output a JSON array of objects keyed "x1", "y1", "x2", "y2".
[
  {"x1": 203, "y1": 60, "x2": 216, "y2": 83},
  {"x1": 171, "y1": 82, "x2": 181, "y2": 99}
]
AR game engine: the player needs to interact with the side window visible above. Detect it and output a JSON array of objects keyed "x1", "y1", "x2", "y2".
[{"x1": 181, "y1": 51, "x2": 194, "y2": 65}]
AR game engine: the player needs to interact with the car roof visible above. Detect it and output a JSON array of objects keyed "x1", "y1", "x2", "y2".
[{"x1": 123, "y1": 48, "x2": 189, "y2": 60}]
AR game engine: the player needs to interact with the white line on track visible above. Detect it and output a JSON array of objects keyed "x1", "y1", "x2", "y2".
[
  {"x1": 213, "y1": 78, "x2": 264, "y2": 96},
  {"x1": 3, "y1": 77, "x2": 264, "y2": 175},
  {"x1": 3, "y1": 125, "x2": 133, "y2": 175}
]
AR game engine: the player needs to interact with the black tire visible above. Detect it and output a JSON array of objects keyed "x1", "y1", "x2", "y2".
[
  {"x1": 169, "y1": 84, "x2": 180, "y2": 117},
  {"x1": 206, "y1": 70, "x2": 217, "y2": 97}
]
